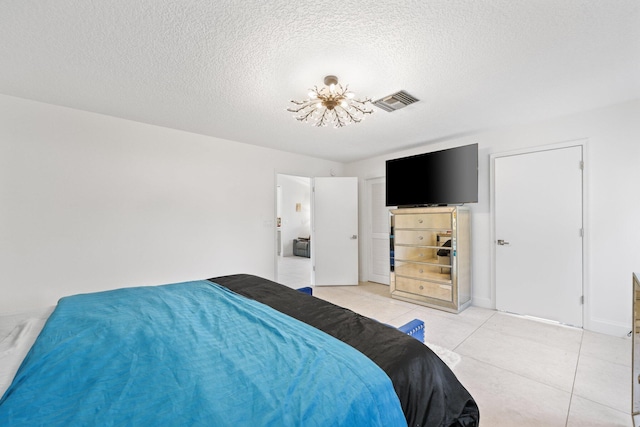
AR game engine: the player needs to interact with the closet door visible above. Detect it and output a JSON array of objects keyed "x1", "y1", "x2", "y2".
[{"x1": 494, "y1": 145, "x2": 583, "y2": 326}]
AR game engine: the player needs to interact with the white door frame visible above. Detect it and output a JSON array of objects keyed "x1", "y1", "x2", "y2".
[{"x1": 489, "y1": 139, "x2": 590, "y2": 328}]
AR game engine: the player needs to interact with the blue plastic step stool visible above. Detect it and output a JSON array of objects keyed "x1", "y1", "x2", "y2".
[
  {"x1": 397, "y1": 319, "x2": 425, "y2": 343},
  {"x1": 296, "y1": 287, "x2": 313, "y2": 296}
]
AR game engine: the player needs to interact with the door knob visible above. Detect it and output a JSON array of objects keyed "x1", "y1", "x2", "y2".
[
  {"x1": 497, "y1": 239, "x2": 510, "y2": 246},
  {"x1": 350, "y1": 235, "x2": 358, "y2": 240}
]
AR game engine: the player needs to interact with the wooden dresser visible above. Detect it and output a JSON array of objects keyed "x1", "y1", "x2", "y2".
[{"x1": 390, "y1": 206, "x2": 471, "y2": 313}]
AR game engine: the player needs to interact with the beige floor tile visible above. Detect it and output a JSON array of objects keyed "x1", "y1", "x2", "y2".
[
  {"x1": 352, "y1": 281, "x2": 391, "y2": 297},
  {"x1": 313, "y1": 285, "x2": 416, "y2": 324},
  {"x1": 567, "y1": 395, "x2": 633, "y2": 427},
  {"x1": 276, "y1": 255, "x2": 312, "y2": 288},
  {"x1": 481, "y1": 312, "x2": 583, "y2": 354},
  {"x1": 388, "y1": 308, "x2": 484, "y2": 350},
  {"x1": 573, "y1": 354, "x2": 631, "y2": 413},
  {"x1": 340, "y1": 297, "x2": 416, "y2": 324},
  {"x1": 307, "y1": 283, "x2": 633, "y2": 425},
  {"x1": 312, "y1": 286, "x2": 364, "y2": 303},
  {"x1": 456, "y1": 327, "x2": 579, "y2": 392},
  {"x1": 455, "y1": 357, "x2": 571, "y2": 427},
  {"x1": 581, "y1": 330, "x2": 632, "y2": 367},
  {"x1": 454, "y1": 305, "x2": 497, "y2": 325},
  {"x1": 389, "y1": 299, "x2": 495, "y2": 325}
]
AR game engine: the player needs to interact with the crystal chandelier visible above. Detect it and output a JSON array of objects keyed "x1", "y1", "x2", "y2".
[{"x1": 288, "y1": 75, "x2": 373, "y2": 128}]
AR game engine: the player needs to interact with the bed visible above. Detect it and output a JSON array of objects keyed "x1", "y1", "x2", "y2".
[{"x1": 0, "y1": 274, "x2": 479, "y2": 426}]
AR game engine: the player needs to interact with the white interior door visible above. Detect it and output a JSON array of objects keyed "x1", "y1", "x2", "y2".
[
  {"x1": 313, "y1": 177, "x2": 358, "y2": 286},
  {"x1": 495, "y1": 145, "x2": 583, "y2": 326},
  {"x1": 366, "y1": 177, "x2": 390, "y2": 284}
]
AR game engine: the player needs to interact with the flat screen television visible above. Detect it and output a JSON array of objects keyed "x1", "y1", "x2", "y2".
[{"x1": 385, "y1": 143, "x2": 478, "y2": 207}]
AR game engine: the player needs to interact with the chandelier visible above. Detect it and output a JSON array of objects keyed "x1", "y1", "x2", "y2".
[{"x1": 288, "y1": 75, "x2": 373, "y2": 128}]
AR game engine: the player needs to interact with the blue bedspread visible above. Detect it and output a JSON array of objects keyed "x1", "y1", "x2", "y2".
[{"x1": 0, "y1": 281, "x2": 406, "y2": 426}]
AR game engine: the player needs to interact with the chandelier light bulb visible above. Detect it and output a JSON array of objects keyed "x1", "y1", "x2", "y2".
[{"x1": 287, "y1": 75, "x2": 373, "y2": 128}]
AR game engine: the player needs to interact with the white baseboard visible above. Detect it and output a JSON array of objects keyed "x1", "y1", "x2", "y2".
[
  {"x1": 584, "y1": 317, "x2": 631, "y2": 338},
  {"x1": 471, "y1": 297, "x2": 629, "y2": 338},
  {"x1": 471, "y1": 296, "x2": 494, "y2": 310}
]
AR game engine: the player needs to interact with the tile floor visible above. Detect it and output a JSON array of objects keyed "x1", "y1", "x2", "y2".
[
  {"x1": 278, "y1": 257, "x2": 633, "y2": 426},
  {"x1": 277, "y1": 255, "x2": 313, "y2": 289}
]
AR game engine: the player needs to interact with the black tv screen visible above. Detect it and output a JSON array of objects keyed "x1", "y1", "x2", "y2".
[{"x1": 385, "y1": 143, "x2": 478, "y2": 207}]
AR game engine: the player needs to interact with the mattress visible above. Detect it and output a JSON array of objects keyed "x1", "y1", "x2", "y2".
[
  {"x1": 0, "y1": 306, "x2": 54, "y2": 397},
  {"x1": 212, "y1": 274, "x2": 479, "y2": 427},
  {"x1": 0, "y1": 280, "x2": 407, "y2": 426},
  {"x1": 0, "y1": 274, "x2": 479, "y2": 426}
]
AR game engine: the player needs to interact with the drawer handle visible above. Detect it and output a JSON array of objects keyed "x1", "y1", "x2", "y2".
[
  {"x1": 418, "y1": 236, "x2": 423, "y2": 240},
  {"x1": 418, "y1": 253, "x2": 424, "y2": 257},
  {"x1": 419, "y1": 285, "x2": 424, "y2": 290},
  {"x1": 419, "y1": 269, "x2": 424, "y2": 273},
  {"x1": 418, "y1": 219, "x2": 423, "y2": 224}
]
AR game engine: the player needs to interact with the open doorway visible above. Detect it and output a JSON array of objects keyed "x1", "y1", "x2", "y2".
[{"x1": 276, "y1": 174, "x2": 312, "y2": 288}]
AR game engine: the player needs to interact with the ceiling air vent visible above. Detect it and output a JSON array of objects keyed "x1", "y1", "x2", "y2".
[{"x1": 373, "y1": 90, "x2": 419, "y2": 112}]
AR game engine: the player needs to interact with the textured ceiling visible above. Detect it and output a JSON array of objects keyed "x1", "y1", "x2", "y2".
[{"x1": 1, "y1": 0, "x2": 639, "y2": 163}]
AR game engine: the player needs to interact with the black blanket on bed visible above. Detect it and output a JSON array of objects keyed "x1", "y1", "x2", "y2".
[{"x1": 210, "y1": 274, "x2": 479, "y2": 427}]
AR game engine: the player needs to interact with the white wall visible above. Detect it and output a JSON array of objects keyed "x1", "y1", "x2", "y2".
[
  {"x1": 3, "y1": 93, "x2": 638, "y2": 336},
  {"x1": 347, "y1": 99, "x2": 640, "y2": 336},
  {"x1": 0, "y1": 94, "x2": 343, "y2": 313}
]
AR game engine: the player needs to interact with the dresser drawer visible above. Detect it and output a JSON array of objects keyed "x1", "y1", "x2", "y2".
[
  {"x1": 394, "y1": 230, "x2": 437, "y2": 246},
  {"x1": 395, "y1": 276, "x2": 452, "y2": 302},
  {"x1": 394, "y1": 245, "x2": 436, "y2": 262},
  {"x1": 394, "y1": 260, "x2": 451, "y2": 282},
  {"x1": 394, "y1": 213, "x2": 452, "y2": 229}
]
